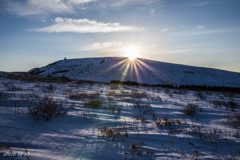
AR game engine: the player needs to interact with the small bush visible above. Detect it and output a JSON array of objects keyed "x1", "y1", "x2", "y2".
[
  {"x1": 107, "y1": 96, "x2": 114, "y2": 102},
  {"x1": 131, "y1": 91, "x2": 147, "y2": 98},
  {"x1": 226, "y1": 101, "x2": 238, "y2": 111},
  {"x1": 212, "y1": 100, "x2": 226, "y2": 107},
  {"x1": 69, "y1": 93, "x2": 82, "y2": 100},
  {"x1": 164, "y1": 89, "x2": 170, "y2": 94},
  {"x1": 183, "y1": 104, "x2": 198, "y2": 116},
  {"x1": 235, "y1": 113, "x2": 240, "y2": 122},
  {"x1": 105, "y1": 105, "x2": 121, "y2": 115},
  {"x1": 173, "y1": 89, "x2": 187, "y2": 95},
  {"x1": 42, "y1": 84, "x2": 56, "y2": 92},
  {"x1": 212, "y1": 100, "x2": 238, "y2": 111},
  {"x1": 227, "y1": 113, "x2": 240, "y2": 128},
  {"x1": 149, "y1": 95, "x2": 162, "y2": 101},
  {"x1": 110, "y1": 84, "x2": 120, "y2": 90},
  {"x1": 108, "y1": 91, "x2": 118, "y2": 96},
  {"x1": 84, "y1": 98, "x2": 103, "y2": 109},
  {"x1": 69, "y1": 92, "x2": 89, "y2": 100},
  {"x1": 195, "y1": 92, "x2": 206, "y2": 100},
  {"x1": 28, "y1": 97, "x2": 67, "y2": 121}
]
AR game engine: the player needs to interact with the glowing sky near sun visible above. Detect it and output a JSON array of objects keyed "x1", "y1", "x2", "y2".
[{"x1": 0, "y1": 0, "x2": 240, "y2": 72}]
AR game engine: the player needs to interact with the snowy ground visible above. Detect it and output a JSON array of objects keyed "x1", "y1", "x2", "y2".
[{"x1": 0, "y1": 74, "x2": 240, "y2": 160}]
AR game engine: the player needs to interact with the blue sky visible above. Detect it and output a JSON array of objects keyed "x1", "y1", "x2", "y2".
[{"x1": 0, "y1": 0, "x2": 240, "y2": 72}]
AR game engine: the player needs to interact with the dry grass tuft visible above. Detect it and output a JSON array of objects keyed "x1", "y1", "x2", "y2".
[
  {"x1": 183, "y1": 104, "x2": 199, "y2": 116},
  {"x1": 28, "y1": 96, "x2": 67, "y2": 121},
  {"x1": 84, "y1": 97, "x2": 103, "y2": 109}
]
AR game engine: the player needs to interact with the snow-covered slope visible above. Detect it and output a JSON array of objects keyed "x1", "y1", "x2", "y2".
[{"x1": 29, "y1": 57, "x2": 240, "y2": 88}]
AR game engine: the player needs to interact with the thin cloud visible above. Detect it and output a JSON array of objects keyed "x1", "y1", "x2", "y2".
[
  {"x1": 4, "y1": 0, "x2": 96, "y2": 16},
  {"x1": 3, "y1": 0, "x2": 162, "y2": 16},
  {"x1": 188, "y1": 1, "x2": 209, "y2": 7},
  {"x1": 161, "y1": 28, "x2": 168, "y2": 32},
  {"x1": 108, "y1": 0, "x2": 160, "y2": 7},
  {"x1": 30, "y1": 17, "x2": 143, "y2": 33},
  {"x1": 172, "y1": 28, "x2": 240, "y2": 36},
  {"x1": 81, "y1": 41, "x2": 123, "y2": 50},
  {"x1": 160, "y1": 46, "x2": 194, "y2": 54},
  {"x1": 197, "y1": 25, "x2": 205, "y2": 29}
]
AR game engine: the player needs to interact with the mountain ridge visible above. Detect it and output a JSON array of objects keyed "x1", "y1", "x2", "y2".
[{"x1": 29, "y1": 57, "x2": 240, "y2": 88}]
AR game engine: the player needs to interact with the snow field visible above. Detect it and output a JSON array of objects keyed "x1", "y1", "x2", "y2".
[{"x1": 0, "y1": 77, "x2": 240, "y2": 159}]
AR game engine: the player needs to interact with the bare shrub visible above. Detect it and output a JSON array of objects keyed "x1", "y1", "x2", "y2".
[
  {"x1": 96, "y1": 125, "x2": 129, "y2": 141},
  {"x1": 233, "y1": 130, "x2": 240, "y2": 137},
  {"x1": 0, "y1": 142, "x2": 14, "y2": 157},
  {"x1": 173, "y1": 89, "x2": 188, "y2": 95},
  {"x1": 41, "y1": 84, "x2": 56, "y2": 92},
  {"x1": 164, "y1": 88, "x2": 170, "y2": 94},
  {"x1": 195, "y1": 92, "x2": 206, "y2": 100},
  {"x1": 69, "y1": 91, "x2": 100, "y2": 100},
  {"x1": 154, "y1": 117, "x2": 183, "y2": 134},
  {"x1": 134, "y1": 102, "x2": 153, "y2": 114},
  {"x1": 227, "y1": 113, "x2": 240, "y2": 128},
  {"x1": 84, "y1": 98, "x2": 103, "y2": 109},
  {"x1": 3, "y1": 83, "x2": 22, "y2": 91},
  {"x1": 223, "y1": 92, "x2": 235, "y2": 99},
  {"x1": 131, "y1": 91, "x2": 147, "y2": 98},
  {"x1": 107, "y1": 96, "x2": 114, "y2": 102},
  {"x1": 212, "y1": 100, "x2": 226, "y2": 107},
  {"x1": 6, "y1": 73, "x2": 26, "y2": 81},
  {"x1": 133, "y1": 102, "x2": 154, "y2": 123},
  {"x1": 110, "y1": 84, "x2": 120, "y2": 90},
  {"x1": 21, "y1": 93, "x2": 40, "y2": 99},
  {"x1": 191, "y1": 150, "x2": 199, "y2": 160},
  {"x1": 69, "y1": 92, "x2": 90, "y2": 100},
  {"x1": 34, "y1": 83, "x2": 41, "y2": 87},
  {"x1": 155, "y1": 117, "x2": 181, "y2": 127},
  {"x1": 212, "y1": 100, "x2": 238, "y2": 111},
  {"x1": 191, "y1": 124, "x2": 203, "y2": 140},
  {"x1": 134, "y1": 102, "x2": 151, "y2": 108},
  {"x1": 16, "y1": 136, "x2": 30, "y2": 160},
  {"x1": 28, "y1": 96, "x2": 67, "y2": 121},
  {"x1": 89, "y1": 92, "x2": 101, "y2": 99},
  {"x1": 183, "y1": 104, "x2": 199, "y2": 116},
  {"x1": 105, "y1": 105, "x2": 121, "y2": 115},
  {"x1": 226, "y1": 100, "x2": 238, "y2": 111},
  {"x1": 149, "y1": 95, "x2": 162, "y2": 101},
  {"x1": 107, "y1": 90, "x2": 121, "y2": 97},
  {"x1": 235, "y1": 113, "x2": 240, "y2": 122},
  {"x1": 0, "y1": 92, "x2": 9, "y2": 99},
  {"x1": 128, "y1": 142, "x2": 154, "y2": 157}
]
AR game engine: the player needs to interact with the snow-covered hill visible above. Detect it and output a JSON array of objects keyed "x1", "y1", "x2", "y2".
[{"x1": 29, "y1": 57, "x2": 240, "y2": 88}]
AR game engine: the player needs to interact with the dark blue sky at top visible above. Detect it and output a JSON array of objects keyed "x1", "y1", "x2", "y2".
[{"x1": 0, "y1": 0, "x2": 239, "y2": 72}]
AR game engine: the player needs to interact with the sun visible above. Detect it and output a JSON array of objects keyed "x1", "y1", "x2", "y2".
[{"x1": 124, "y1": 46, "x2": 140, "y2": 61}]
